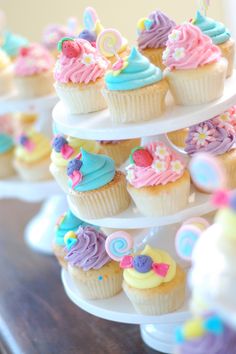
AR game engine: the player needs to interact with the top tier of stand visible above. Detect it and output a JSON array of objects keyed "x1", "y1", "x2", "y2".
[{"x1": 53, "y1": 72, "x2": 236, "y2": 140}]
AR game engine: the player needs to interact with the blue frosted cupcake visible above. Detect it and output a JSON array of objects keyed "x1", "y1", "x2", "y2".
[
  {"x1": 102, "y1": 46, "x2": 168, "y2": 124},
  {"x1": 0, "y1": 133, "x2": 15, "y2": 178},
  {"x1": 2, "y1": 31, "x2": 28, "y2": 60},
  {"x1": 67, "y1": 149, "x2": 130, "y2": 219},
  {"x1": 193, "y1": 11, "x2": 235, "y2": 77}
]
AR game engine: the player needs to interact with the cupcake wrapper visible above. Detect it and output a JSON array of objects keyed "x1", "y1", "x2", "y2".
[
  {"x1": 0, "y1": 65, "x2": 13, "y2": 96},
  {"x1": 54, "y1": 80, "x2": 107, "y2": 114},
  {"x1": 13, "y1": 157, "x2": 52, "y2": 182},
  {"x1": 218, "y1": 150, "x2": 236, "y2": 190},
  {"x1": 218, "y1": 39, "x2": 235, "y2": 78},
  {"x1": 141, "y1": 48, "x2": 165, "y2": 70},
  {"x1": 14, "y1": 70, "x2": 54, "y2": 98},
  {"x1": 50, "y1": 163, "x2": 69, "y2": 194},
  {"x1": 0, "y1": 150, "x2": 15, "y2": 179},
  {"x1": 68, "y1": 172, "x2": 130, "y2": 219},
  {"x1": 127, "y1": 171, "x2": 190, "y2": 217},
  {"x1": 102, "y1": 81, "x2": 168, "y2": 124},
  {"x1": 165, "y1": 59, "x2": 227, "y2": 105}
]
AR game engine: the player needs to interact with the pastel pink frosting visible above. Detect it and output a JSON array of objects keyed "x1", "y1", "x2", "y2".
[
  {"x1": 54, "y1": 38, "x2": 108, "y2": 84},
  {"x1": 126, "y1": 142, "x2": 185, "y2": 188},
  {"x1": 163, "y1": 23, "x2": 221, "y2": 70},
  {"x1": 14, "y1": 43, "x2": 55, "y2": 76}
]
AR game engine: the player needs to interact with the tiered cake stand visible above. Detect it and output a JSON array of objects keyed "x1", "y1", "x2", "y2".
[
  {"x1": 0, "y1": 93, "x2": 65, "y2": 254},
  {"x1": 52, "y1": 72, "x2": 236, "y2": 353}
]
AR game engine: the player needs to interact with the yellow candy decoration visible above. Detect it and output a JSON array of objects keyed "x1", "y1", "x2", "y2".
[
  {"x1": 137, "y1": 18, "x2": 147, "y2": 32},
  {"x1": 64, "y1": 231, "x2": 77, "y2": 244},
  {"x1": 183, "y1": 318, "x2": 205, "y2": 339}
]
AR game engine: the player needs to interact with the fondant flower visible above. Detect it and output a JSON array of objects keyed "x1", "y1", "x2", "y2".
[
  {"x1": 126, "y1": 166, "x2": 135, "y2": 183},
  {"x1": 173, "y1": 47, "x2": 185, "y2": 61},
  {"x1": 112, "y1": 58, "x2": 128, "y2": 76},
  {"x1": 192, "y1": 125, "x2": 215, "y2": 147},
  {"x1": 152, "y1": 160, "x2": 166, "y2": 173},
  {"x1": 218, "y1": 112, "x2": 231, "y2": 122},
  {"x1": 82, "y1": 53, "x2": 95, "y2": 66},
  {"x1": 162, "y1": 47, "x2": 170, "y2": 61},
  {"x1": 155, "y1": 145, "x2": 169, "y2": 160},
  {"x1": 171, "y1": 160, "x2": 183, "y2": 174},
  {"x1": 168, "y1": 29, "x2": 181, "y2": 42}
]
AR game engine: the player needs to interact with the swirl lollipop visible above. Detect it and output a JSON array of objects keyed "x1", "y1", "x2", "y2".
[
  {"x1": 83, "y1": 7, "x2": 99, "y2": 31},
  {"x1": 105, "y1": 231, "x2": 134, "y2": 261},
  {"x1": 97, "y1": 29, "x2": 122, "y2": 58}
]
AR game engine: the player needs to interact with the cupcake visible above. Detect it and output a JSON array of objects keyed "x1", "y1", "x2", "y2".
[
  {"x1": 163, "y1": 23, "x2": 227, "y2": 105},
  {"x1": 67, "y1": 149, "x2": 130, "y2": 219},
  {"x1": 0, "y1": 114, "x2": 14, "y2": 136},
  {"x1": 0, "y1": 48, "x2": 13, "y2": 95},
  {"x1": 97, "y1": 138, "x2": 141, "y2": 167},
  {"x1": 175, "y1": 313, "x2": 236, "y2": 354},
  {"x1": 193, "y1": 11, "x2": 235, "y2": 78},
  {"x1": 137, "y1": 10, "x2": 176, "y2": 69},
  {"x1": 13, "y1": 130, "x2": 52, "y2": 181},
  {"x1": 53, "y1": 209, "x2": 92, "y2": 269},
  {"x1": 2, "y1": 31, "x2": 28, "y2": 60},
  {"x1": 54, "y1": 37, "x2": 109, "y2": 114},
  {"x1": 14, "y1": 43, "x2": 55, "y2": 98},
  {"x1": 103, "y1": 47, "x2": 169, "y2": 124},
  {"x1": 167, "y1": 129, "x2": 188, "y2": 148},
  {"x1": 50, "y1": 135, "x2": 100, "y2": 193},
  {"x1": 126, "y1": 141, "x2": 190, "y2": 216},
  {"x1": 66, "y1": 226, "x2": 123, "y2": 299},
  {"x1": 216, "y1": 105, "x2": 236, "y2": 133},
  {"x1": 122, "y1": 245, "x2": 186, "y2": 315},
  {"x1": 0, "y1": 133, "x2": 15, "y2": 178},
  {"x1": 12, "y1": 112, "x2": 38, "y2": 135},
  {"x1": 185, "y1": 118, "x2": 236, "y2": 190}
]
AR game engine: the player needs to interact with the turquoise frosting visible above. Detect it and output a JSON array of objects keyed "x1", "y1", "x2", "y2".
[
  {"x1": 0, "y1": 134, "x2": 14, "y2": 154},
  {"x1": 194, "y1": 11, "x2": 231, "y2": 45},
  {"x1": 105, "y1": 47, "x2": 163, "y2": 91},
  {"x1": 68, "y1": 149, "x2": 115, "y2": 192},
  {"x1": 55, "y1": 210, "x2": 91, "y2": 246},
  {"x1": 2, "y1": 31, "x2": 28, "y2": 57}
]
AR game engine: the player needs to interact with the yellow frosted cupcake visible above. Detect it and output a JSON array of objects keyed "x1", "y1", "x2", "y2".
[
  {"x1": 13, "y1": 130, "x2": 52, "y2": 181},
  {"x1": 122, "y1": 245, "x2": 186, "y2": 315},
  {"x1": 50, "y1": 135, "x2": 100, "y2": 193},
  {"x1": 0, "y1": 133, "x2": 15, "y2": 178},
  {"x1": 0, "y1": 48, "x2": 13, "y2": 95}
]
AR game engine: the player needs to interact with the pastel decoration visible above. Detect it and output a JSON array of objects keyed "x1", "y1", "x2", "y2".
[
  {"x1": 64, "y1": 230, "x2": 77, "y2": 250},
  {"x1": 58, "y1": 37, "x2": 82, "y2": 59},
  {"x1": 189, "y1": 153, "x2": 226, "y2": 193},
  {"x1": 70, "y1": 170, "x2": 83, "y2": 188},
  {"x1": 152, "y1": 263, "x2": 170, "y2": 277},
  {"x1": 97, "y1": 29, "x2": 122, "y2": 58},
  {"x1": 18, "y1": 134, "x2": 35, "y2": 152},
  {"x1": 203, "y1": 315, "x2": 224, "y2": 334},
  {"x1": 83, "y1": 7, "x2": 99, "y2": 31},
  {"x1": 137, "y1": 17, "x2": 154, "y2": 34},
  {"x1": 61, "y1": 144, "x2": 74, "y2": 160},
  {"x1": 105, "y1": 231, "x2": 134, "y2": 261},
  {"x1": 212, "y1": 189, "x2": 229, "y2": 207},
  {"x1": 112, "y1": 58, "x2": 128, "y2": 76},
  {"x1": 130, "y1": 147, "x2": 153, "y2": 167},
  {"x1": 133, "y1": 255, "x2": 153, "y2": 273},
  {"x1": 120, "y1": 255, "x2": 134, "y2": 269}
]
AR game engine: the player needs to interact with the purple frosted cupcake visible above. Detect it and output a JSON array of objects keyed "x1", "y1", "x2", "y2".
[
  {"x1": 137, "y1": 10, "x2": 176, "y2": 69},
  {"x1": 65, "y1": 226, "x2": 123, "y2": 299},
  {"x1": 185, "y1": 118, "x2": 236, "y2": 190}
]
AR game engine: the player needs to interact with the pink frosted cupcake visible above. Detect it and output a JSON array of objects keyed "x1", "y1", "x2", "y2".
[
  {"x1": 163, "y1": 23, "x2": 227, "y2": 105},
  {"x1": 14, "y1": 43, "x2": 55, "y2": 98},
  {"x1": 54, "y1": 37, "x2": 109, "y2": 114}
]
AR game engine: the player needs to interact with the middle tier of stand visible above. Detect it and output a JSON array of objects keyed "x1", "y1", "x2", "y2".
[{"x1": 52, "y1": 71, "x2": 236, "y2": 140}]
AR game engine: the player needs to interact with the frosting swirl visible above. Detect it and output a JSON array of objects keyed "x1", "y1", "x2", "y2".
[
  {"x1": 163, "y1": 23, "x2": 221, "y2": 70},
  {"x1": 126, "y1": 142, "x2": 185, "y2": 188},
  {"x1": 14, "y1": 43, "x2": 54, "y2": 76},
  {"x1": 216, "y1": 106, "x2": 236, "y2": 133},
  {"x1": 2, "y1": 31, "x2": 28, "y2": 57},
  {"x1": 193, "y1": 11, "x2": 231, "y2": 45},
  {"x1": 67, "y1": 149, "x2": 115, "y2": 192},
  {"x1": 15, "y1": 131, "x2": 51, "y2": 163},
  {"x1": 123, "y1": 245, "x2": 176, "y2": 289},
  {"x1": 105, "y1": 47, "x2": 163, "y2": 91},
  {"x1": 0, "y1": 49, "x2": 10, "y2": 70},
  {"x1": 137, "y1": 10, "x2": 176, "y2": 50},
  {"x1": 185, "y1": 118, "x2": 235, "y2": 156},
  {"x1": 54, "y1": 38, "x2": 108, "y2": 84},
  {"x1": 0, "y1": 134, "x2": 14, "y2": 154},
  {"x1": 42, "y1": 24, "x2": 73, "y2": 51},
  {"x1": 65, "y1": 226, "x2": 111, "y2": 270}
]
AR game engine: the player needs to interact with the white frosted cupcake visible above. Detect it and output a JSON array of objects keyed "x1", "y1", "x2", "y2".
[{"x1": 0, "y1": 49, "x2": 13, "y2": 95}]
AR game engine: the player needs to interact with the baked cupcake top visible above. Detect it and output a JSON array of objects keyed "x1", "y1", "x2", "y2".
[
  {"x1": 55, "y1": 210, "x2": 91, "y2": 246},
  {"x1": 137, "y1": 10, "x2": 176, "y2": 50},
  {"x1": 67, "y1": 149, "x2": 115, "y2": 192},
  {"x1": 105, "y1": 47, "x2": 163, "y2": 91},
  {"x1": 193, "y1": 11, "x2": 231, "y2": 45},
  {"x1": 54, "y1": 37, "x2": 108, "y2": 84},
  {"x1": 65, "y1": 226, "x2": 111, "y2": 270},
  {"x1": 42, "y1": 24, "x2": 74, "y2": 51},
  {"x1": 175, "y1": 314, "x2": 236, "y2": 354},
  {"x1": 0, "y1": 48, "x2": 10, "y2": 70},
  {"x1": 14, "y1": 43, "x2": 54, "y2": 77},
  {"x1": 15, "y1": 131, "x2": 51, "y2": 163},
  {"x1": 51, "y1": 135, "x2": 99, "y2": 167},
  {"x1": 0, "y1": 133, "x2": 14, "y2": 154},
  {"x1": 126, "y1": 141, "x2": 185, "y2": 188},
  {"x1": 185, "y1": 118, "x2": 235, "y2": 156},
  {"x1": 163, "y1": 23, "x2": 221, "y2": 70},
  {"x1": 2, "y1": 31, "x2": 28, "y2": 58},
  {"x1": 121, "y1": 245, "x2": 176, "y2": 289}
]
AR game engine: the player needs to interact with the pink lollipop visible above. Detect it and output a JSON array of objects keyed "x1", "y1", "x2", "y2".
[{"x1": 105, "y1": 231, "x2": 134, "y2": 261}]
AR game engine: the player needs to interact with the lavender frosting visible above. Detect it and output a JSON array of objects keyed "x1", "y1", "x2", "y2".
[
  {"x1": 177, "y1": 324, "x2": 236, "y2": 354},
  {"x1": 138, "y1": 10, "x2": 176, "y2": 50},
  {"x1": 185, "y1": 119, "x2": 235, "y2": 156},
  {"x1": 65, "y1": 226, "x2": 111, "y2": 271}
]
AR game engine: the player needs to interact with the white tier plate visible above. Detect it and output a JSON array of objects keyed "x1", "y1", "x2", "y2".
[
  {"x1": 61, "y1": 269, "x2": 190, "y2": 325},
  {"x1": 53, "y1": 72, "x2": 236, "y2": 140},
  {"x1": 0, "y1": 177, "x2": 60, "y2": 201},
  {"x1": 0, "y1": 92, "x2": 58, "y2": 115},
  {"x1": 67, "y1": 186, "x2": 214, "y2": 229}
]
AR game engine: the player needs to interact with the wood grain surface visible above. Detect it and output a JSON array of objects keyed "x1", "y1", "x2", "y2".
[{"x1": 0, "y1": 199, "x2": 163, "y2": 354}]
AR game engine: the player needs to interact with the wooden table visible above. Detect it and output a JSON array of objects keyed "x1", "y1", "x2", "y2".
[{"x1": 0, "y1": 200, "x2": 161, "y2": 354}]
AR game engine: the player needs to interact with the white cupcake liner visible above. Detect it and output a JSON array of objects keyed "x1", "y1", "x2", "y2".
[{"x1": 13, "y1": 157, "x2": 52, "y2": 182}]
